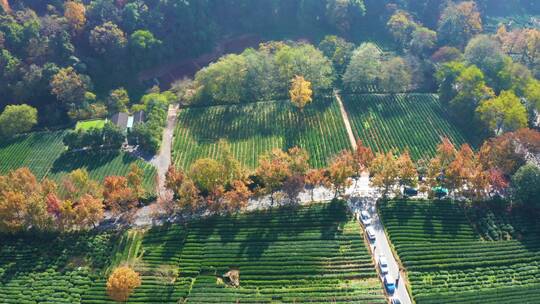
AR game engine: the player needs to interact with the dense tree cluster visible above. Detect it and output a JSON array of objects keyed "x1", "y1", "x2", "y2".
[
  {"x1": 165, "y1": 140, "x2": 249, "y2": 213},
  {"x1": 63, "y1": 121, "x2": 124, "y2": 151},
  {"x1": 342, "y1": 42, "x2": 413, "y2": 93},
  {"x1": 2, "y1": 0, "x2": 540, "y2": 235},
  {"x1": 4, "y1": 126, "x2": 540, "y2": 233},
  {"x1": 0, "y1": 103, "x2": 37, "y2": 138},
  {"x1": 0, "y1": 164, "x2": 146, "y2": 233},
  {"x1": 435, "y1": 34, "x2": 537, "y2": 136},
  {"x1": 188, "y1": 42, "x2": 334, "y2": 105},
  {"x1": 0, "y1": 0, "x2": 376, "y2": 126},
  {"x1": 162, "y1": 128, "x2": 540, "y2": 212},
  {"x1": 127, "y1": 90, "x2": 172, "y2": 154}
]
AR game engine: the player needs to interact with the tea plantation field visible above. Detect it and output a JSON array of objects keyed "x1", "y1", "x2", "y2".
[
  {"x1": 342, "y1": 94, "x2": 468, "y2": 160},
  {"x1": 0, "y1": 130, "x2": 156, "y2": 191},
  {"x1": 379, "y1": 200, "x2": 540, "y2": 304},
  {"x1": 172, "y1": 97, "x2": 352, "y2": 169},
  {"x1": 80, "y1": 200, "x2": 385, "y2": 303},
  {"x1": 0, "y1": 232, "x2": 117, "y2": 303}
]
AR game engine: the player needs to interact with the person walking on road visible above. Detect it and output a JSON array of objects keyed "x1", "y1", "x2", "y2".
[{"x1": 396, "y1": 272, "x2": 400, "y2": 286}]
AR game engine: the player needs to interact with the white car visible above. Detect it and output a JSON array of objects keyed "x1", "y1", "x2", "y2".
[
  {"x1": 366, "y1": 226, "x2": 376, "y2": 241},
  {"x1": 384, "y1": 274, "x2": 396, "y2": 294},
  {"x1": 378, "y1": 255, "x2": 389, "y2": 274},
  {"x1": 391, "y1": 297, "x2": 402, "y2": 304},
  {"x1": 360, "y1": 210, "x2": 372, "y2": 225}
]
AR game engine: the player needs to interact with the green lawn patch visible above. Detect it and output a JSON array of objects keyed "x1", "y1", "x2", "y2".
[{"x1": 76, "y1": 119, "x2": 107, "y2": 131}]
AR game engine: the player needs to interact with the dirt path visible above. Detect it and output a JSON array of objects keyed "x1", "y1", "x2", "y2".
[
  {"x1": 334, "y1": 90, "x2": 357, "y2": 150},
  {"x1": 151, "y1": 104, "x2": 179, "y2": 198}
]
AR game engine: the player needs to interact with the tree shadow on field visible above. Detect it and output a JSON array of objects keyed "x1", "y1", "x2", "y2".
[
  {"x1": 142, "y1": 223, "x2": 188, "y2": 264},
  {"x1": 181, "y1": 103, "x2": 276, "y2": 144},
  {"x1": 438, "y1": 200, "x2": 461, "y2": 238},
  {"x1": 234, "y1": 201, "x2": 343, "y2": 261},
  {"x1": 0, "y1": 231, "x2": 115, "y2": 283},
  {"x1": 50, "y1": 150, "x2": 121, "y2": 174},
  {"x1": 422, "y1": 204, "x2": 436, "y2": 237},
  {"x1": 216, "y1": 215, "x2": 241, "y2": 244},
  {"x1": 376, "y1": 94, "x2": 407, "y2": 119},
  {"x1": 182, "y1": 97, "x2": 333, "y2": 149},
  {"x1": 381, "y1": 200, "x2": 415, "y2": 227}
]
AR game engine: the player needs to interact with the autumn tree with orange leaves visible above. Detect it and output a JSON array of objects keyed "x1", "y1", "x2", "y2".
[
  {"x1": 328, "y1": 150, "x2": 355, "y2": 197},
  {"x1": 64, "y1": 1, "x2": 86, "y2": 34},
  {"x1": 103, "y1": 176, "x2": 137, "y2": 214},
  {"x1": 165, "y1": 164, "x2": 186, "y2": 199},
  {"x1": 305, "y1": 169, "x2": 329, "y2": 201},
  {"x1": 62, "y1": 169, "x2": 101, "y2": 201},
  {"x1": 223, "y1": 180, "x2": 251, "y2": 212},
  {"x1": 176, "y1": 178, "x2": 202, "y2": 211},
  {"x1": 353, "y1": 140, "x2": 374, "y2": 176},
  {"x1": 127, "y1": 164, "x2": 144, "y2": 198},
  {"x1": 0, "y1": 0, "x2": 11, "y2": 14},
  {"x1": 397, "y1": 150, "x2": 418, "y2": 189},
  {"x1": 0, "y1": 168, "x2": 54, "y2": 232},
  {"x1": 256, "y1": 149, "x2": 292, "y2": 202},
  {"x1": 0, "y1": 167, "x2": 104, "y2": 232},
  {"x1": 370, "y1": 151, "x2": 400, "y2": 197},
  {"x1": 107, "y1": 266, "x2": 141, "y2": 302}
]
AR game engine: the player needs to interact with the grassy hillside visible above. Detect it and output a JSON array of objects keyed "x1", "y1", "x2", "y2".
[
  {"x1": 379, "y1": 200, "x2": 540, "y2": 304},
  {"x1": 0, "y1": 130, "x2": 156, "y2": 191},
  {"x1": 342, "y1": 94, "x2": 468, "y2": 160},
  {"x1": 172, "y1": 97, "x2": 352, "y2": 169},
  {"x1": 0, "y1": 201, "x2": 386, "y2": 303}
]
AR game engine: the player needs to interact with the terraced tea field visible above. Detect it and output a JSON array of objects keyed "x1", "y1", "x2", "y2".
[
  {"x1": 0, "y1": 233, "x2": 116, "y2": 303},
  {"x1": 172, "y1": 97, "x2": 352, "y2": 169},
  {"x1": 82, "y1": 201, "x2": 386, "y2": 303},
  {"x1": 0, "y1": 130, "x2": 156, "y2": 191},
  {"x1": 342, "y1": 94, "x2": 468, "y2": 160},
  {"x1": 379, "y1": 200, "x2": 540, "y2": 304}
]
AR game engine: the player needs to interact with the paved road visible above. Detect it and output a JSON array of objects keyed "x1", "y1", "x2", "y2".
[{"x1": 352, "y1": 195, "x2": 412, "y2": 304}]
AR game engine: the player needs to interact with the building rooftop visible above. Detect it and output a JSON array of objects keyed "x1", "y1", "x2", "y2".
[{"x1": 111, "y1": 112, "x2": 129, "y2": 129}]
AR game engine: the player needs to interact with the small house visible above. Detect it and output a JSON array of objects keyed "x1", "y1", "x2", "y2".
[
  {"x1": 111, "y1": 112, "x2": 129, "y2": 130},
  {"x1": 111, "y1": 111, "x2": 145, "y2": 131},
  {"x1": 132, "y1": 110, "x2": 145, "y2": 126}
]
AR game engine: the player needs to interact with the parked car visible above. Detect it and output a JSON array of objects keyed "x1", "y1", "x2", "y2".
[
  {"x1": 378, "y1": 255, "x2": 389, "y2": 274},
  {"x1": 360, "y1": 210, "x2": 372, "y2": 225},
  {"x1": 384, "y1": 274, "x2": 396, "y2": 294},
  {"x1": 403, "y1": 187, "x2": 418, "y2": 197},
  {"x1": 433, "y1": 186, "x2": 449, "y2": 198},
  {"x1": 366, "y1": 226, "x2": 376, "y2": 241},
  {"x1": 391, "y1": 297, "x2": 402, "y2": 304}
]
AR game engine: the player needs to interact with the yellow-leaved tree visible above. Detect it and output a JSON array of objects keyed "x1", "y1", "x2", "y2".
[
  {"x1": 106, "y1": 266, "x2": 141, "y2": 302},
  {"x1": 64, "y1": 1, "x2": 86, "y2": 34},
  {"x1": 289, "y1": 75, "x2": 313, "y2": 111}
]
